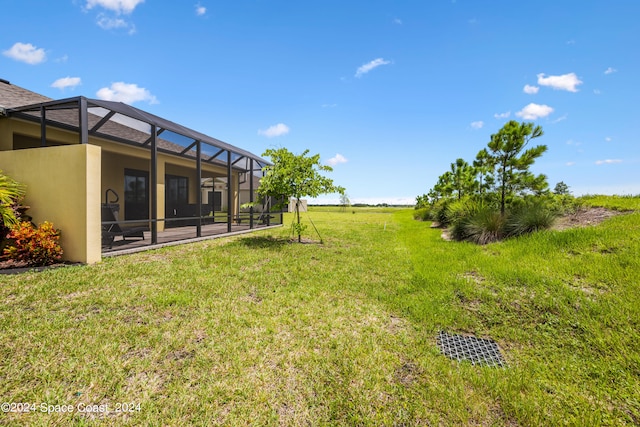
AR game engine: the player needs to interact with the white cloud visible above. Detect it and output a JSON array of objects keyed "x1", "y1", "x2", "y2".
[
  {"x1": 537, "y1": 72, "x2": 583, "y2": 92},
  {"x1": 604, "y1": 67, "x2": 617, "y2": 75},
  {"x1": 97, "y1": 14, "x2": 128, "y2": 29},
  {"x1": 327, "y1": 153, "x2": 348, "y2": 166},
  {"x1": 566, "y1": 139, "x2": 581, "y2": 146},
  {"x1": 393, "y1": 18, "x2": 402, "y2": 25},
  {"x1": 195, "y1": 4, "x2": 206, "y2": 16},
  {"x1": 516, "y1": 103, "x2": 554, "y2": 120},
  {"x1": 605, "y1": 137, "x2": 612, "y2": 142},
  {"x1": 566, "y1": 40, "x2": 576, "y2": 45},
  {"x1": 51, "y1": 77, "x2": 82, "y2": 90},
  {"x1": 470, "y1": 121, "x2": 484, "y2": 129},
  {"x1": 321, "y1": 103, "x2": 337, "y2": 108},
  {"x1": 566, "y1": 162, "x2": 575, "y2": 166},
  {"x1": 595, "y1": 159, "x2": 622, "y2": 165},
  {"x1": 2, "y1": 42, "x2": 46, "y2": 64},
  {"x1": 593, "y1": 89, "x2": 602, "y2": 95},
  {"x1": 355, "y1": 58, "x2": 391, "y2": 78},
  {"x1": 55, "y1": 54, "x2": 69, "y2": 63},
  {"x1": 494, "y1": 111, "x2": 510, "y2": 119},
  {"x1": 258, "y1": 123, "x2": 290, "y2": 138},
  {"x1": 96, "y1": 82, "x2": 158, "y2": 104},
  {"x1": 551, "y1": 114, "x2": 568, "y2": 124},
  {"x1": 523, "y1": 84, "x2": 539, "y2": 94},
  {"x1": 85, "y1": 0, "x2": 144, "y2": 14}
]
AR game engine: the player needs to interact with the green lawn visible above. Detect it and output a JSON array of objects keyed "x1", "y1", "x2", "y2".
[
  {"x1": 1, "y1": 199, "x2": 639, "y2": 426},
  {"x1": 581, "y1": 194, "x2": 640, "y2": 211}
]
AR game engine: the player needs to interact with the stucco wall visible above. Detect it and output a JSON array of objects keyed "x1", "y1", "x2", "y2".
[{"x1": 0, "y1": 144, "x2": 102, "y2": 264}]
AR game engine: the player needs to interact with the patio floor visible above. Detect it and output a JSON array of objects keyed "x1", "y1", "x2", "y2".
[{"x1": 102, "y1": 221, "x2": 281, "y2": 256}]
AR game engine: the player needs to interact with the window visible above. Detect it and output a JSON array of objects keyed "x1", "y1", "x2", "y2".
[
  {"x1": 166, "y1": 175, "x2": 188, "y2": 206},
  {"x1": 124, "y1": 169, "x2": 149, "y2": 221}
]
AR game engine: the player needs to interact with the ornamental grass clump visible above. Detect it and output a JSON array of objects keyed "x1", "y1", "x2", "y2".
[
  {"x1": 505, "y1": 201, "x2": 558, "y2": 237},
  {"x1": 412, "y1": 207, "x2": 430, "y2": 221},
  {"x1": 3, "y1": 221, "x2": 63, "y2": 266},
  {"x1": 456, "y1": 207, "x2": 506, "y2": 244}
]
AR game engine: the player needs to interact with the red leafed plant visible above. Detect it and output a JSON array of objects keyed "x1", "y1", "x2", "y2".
[{"x1": 3, "y1": 221, "x2": 63, "y2": 266}]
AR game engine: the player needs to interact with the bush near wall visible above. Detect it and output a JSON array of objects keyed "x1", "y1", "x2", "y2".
[
  {"x1": 0, "y1": 170, "x2": 28, "y2": 252},
  {"x1": 3, "y1": 221, "x2": 63, "y2": 266}
]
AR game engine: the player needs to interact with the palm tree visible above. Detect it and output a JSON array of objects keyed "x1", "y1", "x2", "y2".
[{"x1": 0, "y1": 170, "x2": 26, "y2": 228}]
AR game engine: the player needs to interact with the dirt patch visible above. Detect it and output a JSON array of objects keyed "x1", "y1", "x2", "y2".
[
  {"x1": 553, "y1": 207, "x2": 625, "y2": 231},
  {"x1": 395, "y1": 360, "x2": 421, "y2": 387},
  {"x1": 460, "y1": 270, "x2": 485, "y2": 284},
  {"x1": 289, "y1": 237, "x2": 322, "y2": 244},
  {"x1": 244, "y1": 288, "x2": 263, "y2": 304},
  {"x1": 387, "y1": 314, "x2": 408, "y2": 335}
]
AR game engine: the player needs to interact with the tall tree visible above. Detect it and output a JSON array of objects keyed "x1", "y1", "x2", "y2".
[
  {"x1": 258, "y1": 148, "x2": 344, "y2": 242},
  {"x1": 450, "y1": 158, "x2": 476, "y2": 200},
  {"x1": 339, "y1": 192, "x2": 351, "y2": 212},
  {"x1": 553, "y1": 181, "x2": 571, "y2": 195},
  {"x1": 487, "y1": 121, "x2": 548, "y2": 215},
  {"x1": 473, "y1": 148, "x2": 494, "y2": 197},
  {"x1": 415, "y1": 194, "x2": 432, "y2": 209},
  {"x1": 430, "y1": 171, "x2": 454, "y2": 201}
]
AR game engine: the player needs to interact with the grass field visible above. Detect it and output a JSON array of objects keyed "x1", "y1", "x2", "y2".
[
  {"x1": 581, "y1": 194, "x2": 640, "y2": 211},
  {"x1": 1, "y1": 197, "x2": 639, "y2": 425}
]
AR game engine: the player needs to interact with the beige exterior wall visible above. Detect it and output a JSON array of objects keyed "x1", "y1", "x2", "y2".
[
  {"x1": 0, "y1": 119, "x2": 12, "y2": 151},
  {"x1": 0, "y1": 114, "x2": 248, "y2": 258},
  {"x1": 0, "y1": 144, "x2": 102, "y2": 264},
  {"x1": 0, "y1": 117, "x2": 79, "y2": 151}
]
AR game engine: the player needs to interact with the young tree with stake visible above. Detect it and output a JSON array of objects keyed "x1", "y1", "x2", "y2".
[{"x1": 258, "y1": 148, "x2": 344, "y2": 242}]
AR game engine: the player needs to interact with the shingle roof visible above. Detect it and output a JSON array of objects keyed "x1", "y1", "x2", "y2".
[
  {"x1": 0, "y1": 78, "x2": 51, "y2": 108},
  {"x1": 0, "y1": 78, "x2": 268, "y2": 169}
]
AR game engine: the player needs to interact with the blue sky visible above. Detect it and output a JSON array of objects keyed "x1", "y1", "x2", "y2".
[{"x1": 2, "y1": 0, "x2": 639, "y2": 204}]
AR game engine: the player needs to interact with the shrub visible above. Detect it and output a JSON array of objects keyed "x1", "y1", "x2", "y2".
[
  {"x1": 445, "y1": 198, "x2": 480, "y2": 226},
  {"x1": 505, "y1": 201, "x2": 558, "y2": 237},
  {"x1": 457, "y1": 207, "x2": 506, "y2": 244},
  {"x1": 3, "y1": 221, "x2": 63, "y2": 266},
  {"x1": 431, "y1": 199, "x2": 451, "y2": 226},
  {"x1": 545, "y1": 194, "x2": 585, "y2": 215},
  {"x1": 0, "y1": 170, "x2": 26, "y2": 227},
  {"x1": 0, "y1": 171, "x2": 28, "y2": 253},
  {"x1": 413, "y1": 208, "x2": 430, "y2": 221}
]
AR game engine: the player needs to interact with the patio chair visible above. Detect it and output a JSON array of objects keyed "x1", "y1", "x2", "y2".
[{"x1": 101, "y1": 204, "x2": 147, "y2": 249}]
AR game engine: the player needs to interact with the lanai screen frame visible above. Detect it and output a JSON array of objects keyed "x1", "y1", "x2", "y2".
[{"x1": 7, "y1": 96, "x2": 281, "y2": 246}]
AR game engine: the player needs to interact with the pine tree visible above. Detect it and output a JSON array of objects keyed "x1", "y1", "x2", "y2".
[{"x1": 487, "y1": 121, "x2": 548, "y2": 215}]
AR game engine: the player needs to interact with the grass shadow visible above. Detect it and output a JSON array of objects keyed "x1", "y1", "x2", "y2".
[{"x1": 235, "y1": 235, "x2": 291, "y2": 249}]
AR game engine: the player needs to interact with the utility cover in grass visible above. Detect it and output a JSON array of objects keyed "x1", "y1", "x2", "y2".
[{"x1": 437, "y1": 331, "x2": 506, "y2": 367}]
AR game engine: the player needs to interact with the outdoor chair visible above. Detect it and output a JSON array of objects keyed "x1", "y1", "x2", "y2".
[{"x1": 101, "y1": 204, "x2": 147, "y2": 249}]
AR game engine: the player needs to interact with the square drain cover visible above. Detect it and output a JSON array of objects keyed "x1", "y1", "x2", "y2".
[{"x1": 437, "y1": 331, "x2": 506, "y2": 367}]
